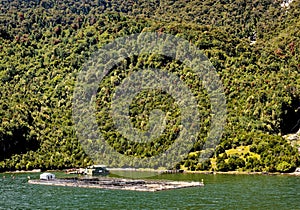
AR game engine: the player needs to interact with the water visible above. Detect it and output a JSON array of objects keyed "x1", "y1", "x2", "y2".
[{"x1": 0, "y1": 172, "x2": 299, "y2": 209}]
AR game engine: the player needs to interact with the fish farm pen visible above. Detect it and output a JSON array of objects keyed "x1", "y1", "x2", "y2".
[{"x1": 28, "y1": 177, "x2": 204, "y2": 192}]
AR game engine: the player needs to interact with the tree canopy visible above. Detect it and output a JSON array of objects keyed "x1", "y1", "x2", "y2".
[{"x1": 0, "y1": 0, "x2": 299, "y2": 172}]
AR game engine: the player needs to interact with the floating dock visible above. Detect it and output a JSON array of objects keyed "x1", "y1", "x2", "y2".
[{"x1": 28, "y1": 177, "x2": 204, "y2": 192}]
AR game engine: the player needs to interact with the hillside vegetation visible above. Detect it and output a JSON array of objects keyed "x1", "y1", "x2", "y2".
[{"x1": 0, "y1": 0, "x2": 299, "y2": 172}]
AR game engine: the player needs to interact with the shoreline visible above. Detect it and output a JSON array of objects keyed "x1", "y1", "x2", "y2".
[
  {"x1": 3, "y1": 169, "x2": 42, "y2": 174},
  {"x1": 2, "y1": 168, "x2": 300, "y2": 176},
  {"x1": 184, "y1": 170, "x2": 300, "y2": 176}
]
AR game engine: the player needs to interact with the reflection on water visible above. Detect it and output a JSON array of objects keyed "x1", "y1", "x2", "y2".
[{"x1": 1, "y1": 172, "x2": 299, "y2": 209}]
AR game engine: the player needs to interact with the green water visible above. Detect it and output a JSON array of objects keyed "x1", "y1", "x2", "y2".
[{"x1": 0, "y1": 172, "x2": 299, "y2": 209}]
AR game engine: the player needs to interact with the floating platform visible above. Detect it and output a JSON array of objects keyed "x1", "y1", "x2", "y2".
[{"x1": 28, "y1": 177, "x2": 204, "y2": 192}]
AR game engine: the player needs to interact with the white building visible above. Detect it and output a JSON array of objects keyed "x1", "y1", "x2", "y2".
[{"x1": 40, "y1": 173, "x2": 55, "y2": 180}]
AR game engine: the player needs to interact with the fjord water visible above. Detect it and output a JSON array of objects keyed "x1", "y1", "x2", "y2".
[{"x1": 1, "y1": 172, "x2": 299, "y2": 209}]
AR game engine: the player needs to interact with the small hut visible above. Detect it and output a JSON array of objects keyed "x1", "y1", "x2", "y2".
[
  {"x1": 40, "y1": 173, "x2": 55, "y2": 180},
  {"x1": 84, "y1": 165, "x2": 109, "y2": 176}
]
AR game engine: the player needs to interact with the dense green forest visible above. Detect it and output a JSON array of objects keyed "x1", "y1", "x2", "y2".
[{"x1": 0, "y1": 0, "x2": 299, "y2": 172}]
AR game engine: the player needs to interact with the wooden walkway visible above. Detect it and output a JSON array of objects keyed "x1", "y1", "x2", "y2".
[{"x1": 28, "y1": 177, "x2": 204, "y2": 192}]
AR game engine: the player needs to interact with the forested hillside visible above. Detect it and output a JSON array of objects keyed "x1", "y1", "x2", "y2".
[{"x1": 0, "y1": 0, "x2": 299, "y2": 172}]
